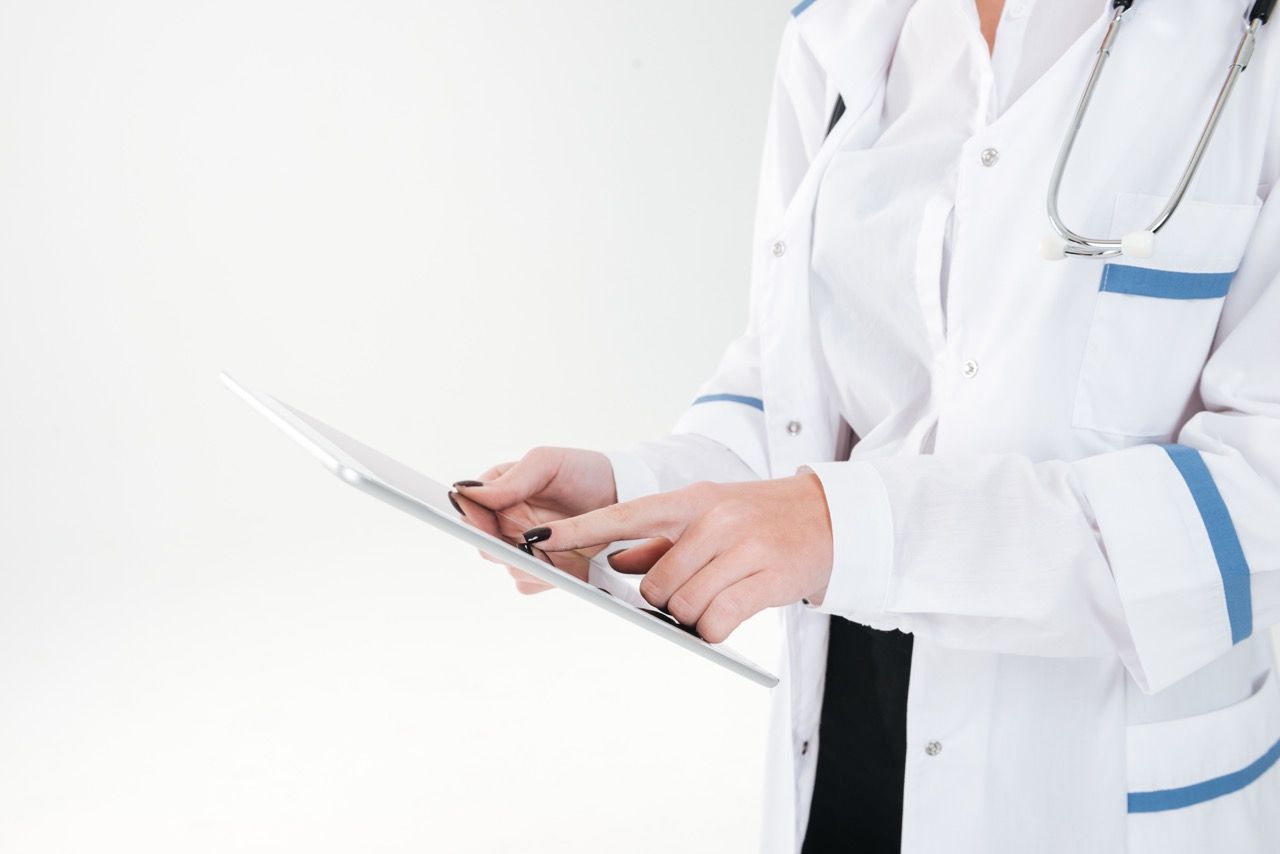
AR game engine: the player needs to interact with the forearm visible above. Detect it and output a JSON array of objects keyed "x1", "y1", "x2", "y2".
[{"x1": 811, "y1": 428, "x2": 1280, "y2": 694}]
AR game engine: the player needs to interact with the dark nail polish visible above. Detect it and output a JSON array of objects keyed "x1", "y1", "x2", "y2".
[
  {"x1": 447, "y1": 491, "x2": 463, "y2": 514},
  {"x1": 641, "y1": 607, "x2": 677, "y2": 626},
  {"x1": 517, "y1": 542, "x2": 534, "y2": 555},
  {"x1": 607, "y1": 548, "x2": 629, "y2": 560},
  {"x1": 641, "y1": 608, "x2": 700, "y2": 637},
  {"x1": 453, "y1": 480, "x2": 484, "y2": 488},
  {"x1": 522, "y1": 526, "x2": 552, "y2": 544}
]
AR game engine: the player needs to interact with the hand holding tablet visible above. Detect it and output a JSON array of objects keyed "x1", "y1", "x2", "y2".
[
  {"x1": 221, "y1": 373, "x2": 777, "y2": 687},
  {"x1": 446, "y1": 447, "x2": 618, "y2": 595}
]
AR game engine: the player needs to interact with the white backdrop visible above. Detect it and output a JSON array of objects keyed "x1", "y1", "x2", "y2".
[{"x1": 0, "y1": 2, "x2": 787, "y2": 851}]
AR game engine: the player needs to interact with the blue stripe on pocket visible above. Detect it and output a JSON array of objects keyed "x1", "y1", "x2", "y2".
[
  {"x1": 1128, "y1": 737, "x2": 1280, "y2": 813},
  {"x1": 1100, "y1": 265, "x2": 1234, "y2": 299},
  {"x1": 791, "y1": 0, "x2": 820, "y2": 16},
  {"x1": 1161, "y1": 444, "x2": 1253, "y2": 644},
  {"x1": 692, "y1": 393, "x2": 764, "y2": 412}
]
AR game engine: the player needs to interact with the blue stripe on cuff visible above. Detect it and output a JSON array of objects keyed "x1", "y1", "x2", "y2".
[
  {"x1": 1100, "y1": 265, "x2": 1234, "y2": 299},
  {"x1": 790, "y1": 0, "x2": 820, "y2": 16},
  {"x1": 1161, "y1": 444, "x2": 1253, "y2": 644},
  {"x1": 1128, "y1": 738, "x2": 1280, "y2": 813},
  {"x1": 692, "y1": 393, "x2": 764, "y2": 412}
]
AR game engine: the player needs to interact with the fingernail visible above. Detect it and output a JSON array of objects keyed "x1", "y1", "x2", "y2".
[
  {"x1": 517, "y1": 542, "x2": 534, "y2": 555},
  {"x1": 522, "y1": 526, "x2": 552, "y2": 544},
  {"x1": 447, "y1": 491, "x2": 463, "y2": 514},
  {"x1": 642, "y1": 608, "x2": 677, "y2": 626},
  {"x1": 453, "y1": 480, "x2": 484, "y2": 489},
  {"x1": 606, "y1": 548, "x2": 628, "y2": 566}
]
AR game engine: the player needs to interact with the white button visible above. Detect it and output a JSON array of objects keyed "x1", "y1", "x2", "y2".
[
  {"x1": 961, "y1": 359, "x2": 979, "y2": 378},
  {"x1": 980, "y1": 148, "x2": 999, "y2": 167},
  {"x1": 786, "y1": 420, "x2": 803, "y2": 436},
  {"x1": 772, "y1": 240, "x2": 787, "y2": 257},
  {"x1": 1005, "y1": 0, "x2": 1029, "y2": 19},
  {"x1": 925, "y1": 740, "x2": 943, "y2": 757}
]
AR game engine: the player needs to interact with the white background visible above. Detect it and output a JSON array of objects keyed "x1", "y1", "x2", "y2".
[{"x1": 0, "y1": 1, "x2": 788, "y2": 851}]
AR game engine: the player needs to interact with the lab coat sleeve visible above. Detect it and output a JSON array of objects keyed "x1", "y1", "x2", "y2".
[
  {"x1": 609, "y1": 21, "x2": 833, "y2": 494},
  {"x1": 606, "y1": 435, "x2": 760, "y2": 504},
  {"x1": 812, "y1": 188, "x2": 1280, "y2": 694}
]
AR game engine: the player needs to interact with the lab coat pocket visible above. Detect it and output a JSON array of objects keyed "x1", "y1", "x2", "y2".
[
  {"x1": 1072, "y1": 193, "x2": 1261, "y2": 438},
  {"x1": 1126, "y1": 668, "x2": 1280, "y2": 854}
]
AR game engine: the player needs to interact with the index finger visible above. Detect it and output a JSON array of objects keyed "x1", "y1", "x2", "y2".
[{"x1": 523, "y1": 490, "x2": 696, "y2": 552}]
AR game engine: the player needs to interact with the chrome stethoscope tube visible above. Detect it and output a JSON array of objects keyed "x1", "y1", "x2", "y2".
[{"x1": 1042, "y1": 0, "x2": 1274, "y2": 261}]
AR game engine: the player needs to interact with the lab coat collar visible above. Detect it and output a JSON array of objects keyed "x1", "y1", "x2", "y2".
[
  {"x1": 790, "y1": 0, "x2": 1121, "y2": 120},
  {"x1": 789, "y1": 0, "x2": 917, "y2": 117}
]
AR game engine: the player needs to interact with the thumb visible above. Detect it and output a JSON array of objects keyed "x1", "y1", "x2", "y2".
[
  {"x1": 606, "y1": 537, "x2": 674, "y2": 574},
  {"x1": 455, "y1": 452, "x2": 557, "y2": 509}
]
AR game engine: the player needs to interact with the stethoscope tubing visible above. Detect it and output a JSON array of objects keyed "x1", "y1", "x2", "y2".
[{"x1": 1043, "y1": 0, "x2": 1273, "y2": 260}]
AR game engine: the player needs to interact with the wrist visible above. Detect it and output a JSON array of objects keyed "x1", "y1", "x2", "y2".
[{"x1": 794, "y1": 471, "x2": 835, "y2": 604}]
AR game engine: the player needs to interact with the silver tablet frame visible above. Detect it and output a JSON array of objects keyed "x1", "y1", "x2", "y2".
[{"x1": 221, "y1": 372, "x2": 778, "y2": 688}]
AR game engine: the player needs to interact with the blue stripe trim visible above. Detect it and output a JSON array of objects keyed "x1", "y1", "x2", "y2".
[
  {"x1": 790, "y1": 0, "x2": 820, "y2": 15},
  {"x1": 1128, "y1": 738, "x2": 1280, "y2": 813},
  {"x1": 692, "y1": 393, "x2": 764, "y2": 412},
  {"x1": 1100, "y1": 264, "x2": 1234, "y2": 300},
  {"x1": 1161, "y1": 444, "x2": 1253, "y2": 644}
]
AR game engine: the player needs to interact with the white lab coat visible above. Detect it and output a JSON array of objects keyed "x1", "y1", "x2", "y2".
[{"x1": 609, "y1": 1, "x2": 1280, "y2": 851}]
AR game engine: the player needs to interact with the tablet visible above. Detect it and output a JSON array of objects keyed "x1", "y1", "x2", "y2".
[{"x1": 221, "y1": 373, "x2": 778, "y2": 688}]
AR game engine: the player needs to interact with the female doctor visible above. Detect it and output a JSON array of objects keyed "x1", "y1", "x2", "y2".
[{"x1": 454, "y1": 0, "x2": 1280, "y2": 851}]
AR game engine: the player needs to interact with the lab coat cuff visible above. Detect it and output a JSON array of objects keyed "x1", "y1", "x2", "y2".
[
  {"x1": 604, "y1": 449, "x2": 662, "y2": 504},
  {"x1": 803, "y1": 461, "x2": 894, "y2": 618},
  {"x1": 673, "y1": 401, "x2": 770, "y2": 479},
  {"x1": 1073, "y1": 444, "x2": 1236, "y2": 694}
]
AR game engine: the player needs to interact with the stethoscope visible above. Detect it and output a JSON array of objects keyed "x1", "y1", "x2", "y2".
[{"x1": 1041, "y1": 0, "x2": 1276, "y2": 261}]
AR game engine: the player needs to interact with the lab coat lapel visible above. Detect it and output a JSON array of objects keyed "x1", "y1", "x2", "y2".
[{"x1": 790, "y1": 0, "x2": 917, "y2": 119}]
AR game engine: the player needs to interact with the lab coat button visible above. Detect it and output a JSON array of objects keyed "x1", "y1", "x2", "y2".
[
  {"x1": 786, "y1": 420, "x2": 802, "y2": 436},
  {"x1": 925, "y1": 741, "x2": 943, "y2": 757},
  {"x1": 801, "y1": 740, "x2": 810, "y2": 755},
  {"x1": 772, "y1": 240, "x2": 787, "y2": 257},
  {"x1": 980, "y1": 148, "x2": 999, "y2": 167},
  {"x1": 961, "y1": 359, "x2": 979, "y2": 378}
]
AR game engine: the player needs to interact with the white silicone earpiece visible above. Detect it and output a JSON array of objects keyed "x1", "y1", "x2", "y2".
[
  {"x1": 1039, "y1": 232, "x2": 1068, "y2": 261},
  {"x1": 1121, "y1": 230, "x2": 1156, "y2": 259}
]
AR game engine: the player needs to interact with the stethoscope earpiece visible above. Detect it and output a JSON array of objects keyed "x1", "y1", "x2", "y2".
[
  {"x1": 1039, "y1": 233, "x2": 1069, "y2": 261},
  {"x1": 1120, "y1": 231, "x2": 1156, "y2": 259}
]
